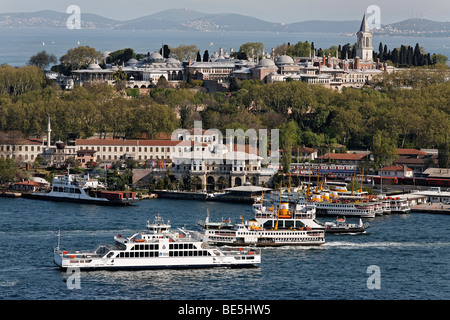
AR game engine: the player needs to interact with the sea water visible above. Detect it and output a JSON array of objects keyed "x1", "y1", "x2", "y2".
[
  {"x1": 0, "y1": 197, "x2": 449, "y2": 300},
  {"x1": 0, "y1": 28, "x2": 449, "y2": 66}
]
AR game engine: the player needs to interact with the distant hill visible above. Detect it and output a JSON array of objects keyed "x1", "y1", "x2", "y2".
[
  {"x1": 282, "y1": 20, "x2": 361, "y2": 33},
  {"x1": 0, "y1": 9, "x2": 448, "y2": 36},
  {"x1": 375, "y1": 18, "x2": 450, "y2": 37},
  {"x1": 0, "y1": 10, "x2": 117, "y2": 29}
]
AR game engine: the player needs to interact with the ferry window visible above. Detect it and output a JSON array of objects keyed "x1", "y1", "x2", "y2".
[
  {"x1": 75, "y1": 189, "x2": 81, "y2": 194},
  {"x1": 53, "y1": 187, "x2": 58, "y2": 192}
]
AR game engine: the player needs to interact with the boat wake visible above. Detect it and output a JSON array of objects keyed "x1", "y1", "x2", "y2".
[{"x1": 324, "y1": 241, "x2": 450, "y2": 249}]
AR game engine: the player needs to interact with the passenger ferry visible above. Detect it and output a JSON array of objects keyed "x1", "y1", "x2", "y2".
[
  {"x1": 54, "y1": 214, "x2": 261, "y2": 270},
  {"x1": 314, "y1": 200, "x2": 376, "y2": 218},
  {"x1": 24, "y1": 173, "x2": 138, "y2": 206},
  {"x1": 389, "y1": 197, "x2": 411, "y2": 214},
  {"x1": 198, "y1": 202, "x2": 325, "y2": 247},
  {"x1": 267, "y1": 191, "x2": 376, "y2": 218}
]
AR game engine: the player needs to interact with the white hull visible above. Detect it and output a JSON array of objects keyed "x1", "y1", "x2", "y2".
[
  {"x1": 201, "y1": 229, "x2": 325, "y2": 247},
  {"x1": 54, "y1": 250, "x2": 259, "y2": 270}
]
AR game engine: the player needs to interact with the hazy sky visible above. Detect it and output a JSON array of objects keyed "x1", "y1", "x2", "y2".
[{"x1": 0, "y1": 0, "x2": 448, "y2": 24}]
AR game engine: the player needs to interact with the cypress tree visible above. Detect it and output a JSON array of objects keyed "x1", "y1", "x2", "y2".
[
  {"x1": 202, "y1": 50, "x2": 209, "y2": 62},
  {"x1": 392, "y1": 48, "x2": 399, "y2": 65}
]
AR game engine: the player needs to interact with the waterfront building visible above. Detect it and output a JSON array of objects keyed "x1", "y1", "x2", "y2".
[
  {"x1": 75, "y1": 138, "x2": 182, "y2": 164},
  {"x1": 317, "y1": 152, "x2": 371, "y2": 165},
  {"x1": 379, "y1": 165, "x2": 414, "y2": 178},
  {"x1": 0, "y1": 137, "x2": 43, "y2": 163}
]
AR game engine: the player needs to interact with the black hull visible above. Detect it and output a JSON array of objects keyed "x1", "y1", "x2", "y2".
[
  {"x1": 325, "y1": 227, "x2": 368, "y2": 234},
  {"x1": 22, "y1": 193, "x2": 138, "y2": 206}
]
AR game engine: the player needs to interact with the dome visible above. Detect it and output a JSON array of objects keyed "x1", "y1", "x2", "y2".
[
  {"x1": 258, "y1": 58, "x2": 276, "y2": 67},
  {"x1": 126, "y1": 58, "x2": 138, "y2": 66},
  {"x1": 150, "y1": 52, "x2": 164, "y2": 59},
  {"x1": 166, "y1": 57, "x2": 180, "y2": 64},
  {"x1": 87, "y1": 62, "x2": 101, "y2": 70},
  {"x1": 55, "y1": 141, "x2": 65, "y2": 149},
  {"x1": 149, "y1": 51, "x2": 165, "y2": 63},
  {"x1": 276, "y1": 55, "x2": 294, "y2": 65}
]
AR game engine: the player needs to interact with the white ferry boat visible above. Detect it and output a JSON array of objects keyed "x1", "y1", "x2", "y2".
[
  {"x1": 199, "y1": 202, "x2": 325, "y2": 247},
  {"x1": 24, "y1": 173, "x2": 139, "y2": 206},
  {"x1": 267, "y1": 191, "x2": 376, "y2": 218},
  {"x1": 314, "y1": 200, "x2": 376, "y2": 218},
  {"x1": 389, "y1": 197, "x2": 411, "y2": 214},
  {"x1": 54, "y1": 214, "x2": 261, "y2": 270}
]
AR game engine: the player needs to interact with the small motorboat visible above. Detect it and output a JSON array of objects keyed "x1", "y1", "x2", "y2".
[{"x1": 324, "y1": 217, "x2": 369, "y2": 234}]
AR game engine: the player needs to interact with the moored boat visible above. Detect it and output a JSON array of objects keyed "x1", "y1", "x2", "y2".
[
  {"x1": 323, "y1": 217, "x2": 370, "y2": 234},
  {"x1": 23, "y1": 173, "x2": 138, "y2": 206},
  {"x1": 54, "y1": 214, "x2": 261, "y2": 270}
]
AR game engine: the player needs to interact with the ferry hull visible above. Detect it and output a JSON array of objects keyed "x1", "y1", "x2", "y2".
[
  {"x1": 210, "y1": 241, "x2": 325, "y2": 247},
  {"x1": 23, "y1": 193, "x2": 138, "y2": 206},
  {"x1": 53, "y1": 253, "x2": 260, "y2": 270}
]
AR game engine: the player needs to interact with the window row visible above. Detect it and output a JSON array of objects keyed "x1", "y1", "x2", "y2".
[
  {"x1": 169, "y1": 243, "x2": 194, "y2": 250},
  {"x1": 131, "y1": 244, "x2": 159, "y2": 251},
  {"x1": 118, "y1": 251, "x2": 158, "y2": 258},
  {"x1": 169, "y1": 250, "x2": 211, "y2": 257}
]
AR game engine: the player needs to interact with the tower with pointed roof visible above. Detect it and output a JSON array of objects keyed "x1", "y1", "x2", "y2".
[{"x1": 356, "y1": 14, "x2": 373, "y2": 62}]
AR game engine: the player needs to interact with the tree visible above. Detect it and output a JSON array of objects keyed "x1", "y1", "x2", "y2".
[
  {"x1": 0, "y1": 158, "x2": 17, "y2": 185},
  {"x1": 238, "y1": 42, "x2": 264, "y2": 59},
  {"x1": 169, "y1": 44, "x2": 199, "y2": 61},
  {"x1": 160, "y1": 45, "x2": 170, "y2": 59},
  {"x1": 203, "y1": 50, "x2": 209, "y2": 62},
  {"x1": 371, "y1": 130, "x2": 398, "y2": 168},
  {"x1": 28, "y1": 50, "x2": 57, "y2": 69},
  {"x1": 437, "y1": 134, "x2": 449, "y2": 168},
  {"x1": 106, "y1": 48, "x2": 136, "y2": 65},
  {"x1": 59, "y1": 46, "x2": 102, "y2": 70}
]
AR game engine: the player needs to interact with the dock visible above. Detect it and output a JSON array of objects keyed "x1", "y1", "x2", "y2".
[{"x1": 410, "y1": 203, "x2": 450, "y2": 214}]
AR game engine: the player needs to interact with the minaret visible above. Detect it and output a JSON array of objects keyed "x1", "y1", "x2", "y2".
[
  {"x1": 356, "y1": 14, "x2": 373, "y2": 62},
  {"x1": 46, "y1": 115, "x2": 51, "y2": 148}
]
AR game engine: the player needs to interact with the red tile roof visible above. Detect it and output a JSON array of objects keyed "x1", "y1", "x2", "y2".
[
  {"x1": 381, "y1": 165, "x2": 412, "y2": 171},
  {"x1": 318, "y1": 153, "x2": 367, "y2": 160},
  {"x1": 397, "y1": 148, "x2": 427, "y2": 156},
  {"x1": 76, "y1": 139, "x2": 181, "y2": 147}
]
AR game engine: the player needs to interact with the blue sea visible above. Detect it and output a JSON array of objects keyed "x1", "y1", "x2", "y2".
[
  {"x1": 0, "y1": 196, "x2": 449, "y2": 301},
  {"x1": 0, "y1": 28, "x2": 449, "y2": 66}
]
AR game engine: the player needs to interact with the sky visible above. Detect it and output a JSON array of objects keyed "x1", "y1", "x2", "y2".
[{"x1": 0, "y1": 0, "x2": 449, "y2": 24}]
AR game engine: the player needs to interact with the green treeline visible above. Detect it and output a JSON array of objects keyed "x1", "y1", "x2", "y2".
[{"x1": 0, "y1": 64, "x2": 449, "y2": 167}]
